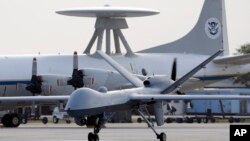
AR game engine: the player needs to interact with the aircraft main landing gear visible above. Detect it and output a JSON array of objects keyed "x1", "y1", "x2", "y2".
[
  {"x1": 1, "y1": 113, "x2": 21, "y2": 127},
  {"x1": 137, "y1": 110, "x2": 167, "y2": 141},
  {"x1": 157, "y1": 133, "x2": 167, "y2": 141}
]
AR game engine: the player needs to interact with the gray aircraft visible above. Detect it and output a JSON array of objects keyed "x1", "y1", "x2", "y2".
[{"x1": 65, "y1": 50, "x2": 250, "y2": 141}]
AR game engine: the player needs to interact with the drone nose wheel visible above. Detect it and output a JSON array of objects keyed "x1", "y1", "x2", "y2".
[{"x1": 88, "y1": 132, "x2": 99, "y2": 141}]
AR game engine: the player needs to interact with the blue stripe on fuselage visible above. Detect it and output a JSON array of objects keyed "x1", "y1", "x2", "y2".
[{"x1": 0, "y1": 81, "x2": 30, "y2": 85}]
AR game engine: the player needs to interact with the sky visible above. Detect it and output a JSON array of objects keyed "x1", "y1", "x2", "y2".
[{"x1": 0, "y1": 0, "x2": 249, "y2": 55}]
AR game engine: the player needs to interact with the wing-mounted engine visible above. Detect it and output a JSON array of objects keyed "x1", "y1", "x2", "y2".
[
  {"x1": 38, "y1": 74, "x2": 71, "y2": 95},
  {"x1": 25, "y1": 58, "x2": 42, "y2": 95},
  {"x1": 80, "y1": 68, "x2": 129, "y2": 90},
  {"x1": 25, "y1": 57, "x2": 72, "y2": 95},
  {"x1": 25, "y1": 52, "x2": 87, "y2": 95},
  {"x1": 25, "y1": 52, "x2": 131, "y2": 95},
  {"x1": 66, "y1": 51, "x2": 128, "y2": 90},
  {"x1": 67, "y1": 52, "x2": 84, "y2": 89}
]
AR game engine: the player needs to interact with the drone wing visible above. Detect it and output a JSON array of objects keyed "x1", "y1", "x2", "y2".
[
  {"x1": 0, "y1": 96, "x2": 69, "y2": 102},
  {"x1": 161, "y1": 49, "x2": 223, "y2": 94},
  {"x1": 97, "y1": 50, "x2": 144, "y2": 87},
  {"x1": 130, "y1": 94, "x2": 250, "y2": 101}
]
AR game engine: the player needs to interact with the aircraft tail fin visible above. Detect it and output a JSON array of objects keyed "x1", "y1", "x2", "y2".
[{"x1": 138, "y1": 0, "x2": 229, "y2": 55}]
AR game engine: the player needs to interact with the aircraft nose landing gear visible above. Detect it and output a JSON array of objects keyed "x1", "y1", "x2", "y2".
[
  {"x1": 88, "y1": 132, "x2": 99, "y2": 141},
  {"x1": 87, "y1": 115, "x2": 101, "y2": 141},
  {"x1": 88, "y1": 125, "x2": 101, "y2": 141},
  {"x1": 87, "y1": 113, "x2": 115, "y2": 141}
]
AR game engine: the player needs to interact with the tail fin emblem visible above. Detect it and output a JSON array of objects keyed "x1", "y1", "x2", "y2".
[{"x1": 205, "y1": 18, "x2": 221, "y2": 39}]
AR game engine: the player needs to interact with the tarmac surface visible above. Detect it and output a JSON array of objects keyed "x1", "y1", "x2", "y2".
[{"x1": 0, "y1": 122, "x2": 230, "y2": 141}]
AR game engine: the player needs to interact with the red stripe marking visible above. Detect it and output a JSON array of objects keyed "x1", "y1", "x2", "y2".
[
  {"x1": 49, "y1": 85, "x2": 52, "y2": 95},
  {"x1": 3, "y1": 86, "x2": 7, "y2": 96},
  {"x1": 57, "y1": 80, "x2": 60, "y2": 87}
]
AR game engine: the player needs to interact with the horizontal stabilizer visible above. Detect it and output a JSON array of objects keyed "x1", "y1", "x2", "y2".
[{"x1": 213, "y1": 54, "x2": 250, "y2": 65}]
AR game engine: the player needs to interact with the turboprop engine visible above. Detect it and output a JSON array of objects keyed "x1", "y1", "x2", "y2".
[{"x1": 25, "y1": 55, "x2": 130, "y2": 95}]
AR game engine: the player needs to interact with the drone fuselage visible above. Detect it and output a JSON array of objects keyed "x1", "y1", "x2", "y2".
[{"x1": 65, "y1": 85, "x2": 161, "y2": 117}]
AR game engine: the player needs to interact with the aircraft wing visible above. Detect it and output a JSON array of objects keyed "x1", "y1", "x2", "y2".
[
  {"x1": 96, "y1": 50, "x2": 144, "y2": 87},
  {"x1": 161, "y1": 50, "x2": 223, "y2": 94},
  {"x1": 177, "y1": 78, "x2": 203, "y2": 92},
  {"x1": 130, "y1": 94, "x2": 250, "y2": 101},
  {"x1": 0, "y1": 96, "x2": 69, "y2": 102},
  {"x1": 213, "y1": 54, "x2": 250, "y2": 65}
]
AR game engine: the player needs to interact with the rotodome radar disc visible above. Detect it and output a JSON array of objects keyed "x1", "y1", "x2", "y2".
[{"x1": 56, "y1": 7, "x2": 159, "y2": 18}]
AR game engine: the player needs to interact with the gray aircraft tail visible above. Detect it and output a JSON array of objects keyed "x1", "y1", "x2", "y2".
[{"x1": 138, "y1": 0, "x2": 229, "y2": 55}]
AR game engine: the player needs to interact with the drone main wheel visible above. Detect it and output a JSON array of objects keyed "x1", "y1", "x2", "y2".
[
  {"x1": 157, "y1": 132, "x2": 167, "y2": 141},
  {"x1": 88, "y1": 132, "x2": 99, "y2": 141}
]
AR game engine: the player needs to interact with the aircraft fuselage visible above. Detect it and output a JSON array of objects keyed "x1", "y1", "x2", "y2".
[{"x1": 0, "y1": 52, "x2": 246, "y2": 110}]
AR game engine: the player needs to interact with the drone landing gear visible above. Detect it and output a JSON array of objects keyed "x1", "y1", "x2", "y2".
[
  {"x1": 137, "y1": 110, "x2": 167, "y2": 141},
  {"x1": 87, "y1": 112, "x2": 115, "y2": 141},
  {"x1": 88, "y1": 114, "x2": 102, "y2": 141},
  {"x1": 88, "y1": 132, "x2": 99, "y2": 141}
]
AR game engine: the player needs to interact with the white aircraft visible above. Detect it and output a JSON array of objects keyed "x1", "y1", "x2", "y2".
[
  {"x1": 58, "y1": 50, "x2": 250, "y2": 141},
  {"x1": 1, "y1": 49, "x2": 250, "y2": 141},
  {"x1": 0, "y1": 0, "x2": 250, "y2": 127}
]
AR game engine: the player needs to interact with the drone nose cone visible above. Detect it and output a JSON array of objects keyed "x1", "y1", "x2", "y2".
[
  {"x1": 65, "y1": 88, "x2": 106, "y2": 117},
  {"x1": 66, "y1": 88, "x2": 95, "y2": 109}
]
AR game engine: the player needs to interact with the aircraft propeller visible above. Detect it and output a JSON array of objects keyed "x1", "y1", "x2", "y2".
[
  {"x1": 67, "y1": 51, "x2": 84, "y2": 89},
  {"x1": 170, "y1": 58, "x2": 184, "y2": 95},
  {"x1": 171, "y1": 58, "x2": 177, "y2": 81},
  {"x1": 26, "y1": 52, "x2": 85, "y2": 95},
  {"x1": 26, "y1": 58, "x2": 42, "y2": 95}
]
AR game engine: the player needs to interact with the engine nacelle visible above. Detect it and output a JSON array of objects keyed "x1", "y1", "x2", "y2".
[
  {"x1": 40, "y1": 68, "x2": 122, "y2": 89},
  {"x1": 40, "y1": 74, "x2": 70, "y2": 86},
  {"x1": 34, "y1": 68, "x2": 130, "y2": 95},
  {"x1": 38, "y1": 74, "x2": 71, "y2": 95},
  {"x1": 80, "y1": 68, "x2": 129, "y2": 90}
]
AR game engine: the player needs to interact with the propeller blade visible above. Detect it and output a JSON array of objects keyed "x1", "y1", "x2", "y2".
[
  {"x1": 26, "y1": 57, "x2": 42, "y2": 95},
  {"x1": 73, "y1": 51, "x2": 78, "y2": 70},
  {"x1": 171, "y1": 58, "x2": 177, "y2": 81},
  {"x1": 32, "y1": 57, "x2": 37, "y2": 76},
  {"x1": 67, "y1": 51, "x2": 84, "y2": 89}
]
